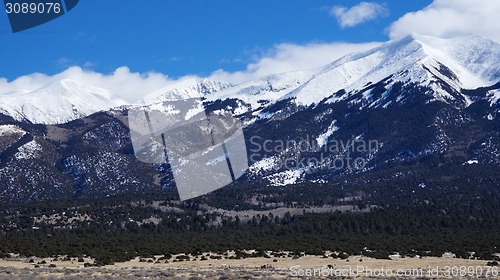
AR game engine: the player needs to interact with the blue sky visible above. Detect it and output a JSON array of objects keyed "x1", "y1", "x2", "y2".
[
  {"x1": 1, "y1": 0, "x2": 432, "y2": 80},
  {"x1": 2, "y1": 0, "x2": 498, "y2": 101}
]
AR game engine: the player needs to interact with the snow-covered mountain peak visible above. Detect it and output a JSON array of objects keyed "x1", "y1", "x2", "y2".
[
  {"x1": 0, "y1": 79, "x2": 126, "y2": 124},
  {"x1": 279, "y1": 34, "x2": 500, "y2": 107},
  {"x1": 409, "y1": 34, "x2": 500, "y2": 85},
  {"x1": 197, "y1": 78, "x2": 233, "y2": 95},
  {"x1": 31, "y1": 79, "x2": 119, "y2": 101},
  {"x1": 141, "y1": 78, "x2": 233, "y2": 104},
  {"x1": 205, "y1": 70, "x2": 316, "y2": 112}
]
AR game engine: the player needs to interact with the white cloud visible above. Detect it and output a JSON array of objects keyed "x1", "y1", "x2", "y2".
[
  {"x1": 389, "y1": 0, "x2": 500, "y2": 42},
  {"x1": 0, "y1": 66, "x2": 197, "y2": 103},
  {"x1": 209, "y1": 41, "x2": 381, "y2": 83},
  {"x1": 0, "y1": 43, "x2": 382, "y2": 100},
  {"x1": 330, "y1": 2, "x2": 388, "y2": 28}
]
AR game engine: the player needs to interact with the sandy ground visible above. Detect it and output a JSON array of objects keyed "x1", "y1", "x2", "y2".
[{"x1": 0, "y1": 254, "x2": 498, "y2": 279}]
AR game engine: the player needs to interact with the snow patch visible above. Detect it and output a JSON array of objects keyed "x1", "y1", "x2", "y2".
[
  {"x1": 487, "y1": 89, "x2": 500, "y2": 106},
  {"x1": 147, "y1": 103, "x2": 181, "y2": 115},
  {"x1": 205, "y1": 155, "x2": 226, "y2": 166},
  {"x1": 184, "y1": 105, "x2": 205, "y2": 120},
  {"x1": 15, "y1": 140, "x2": 43, "y2": 160},
  {"x1": 464, "y1": 159, "x2": 479, "y2": 165},
  {"x1": 0, "y1": 125, "x2": 25, "y2": 137},
  {"x1": 248, "y1": 156, "x2": 281, "y2": 174},
  {"x1": 265, "y1": 170, "x2": 303, "y2": 186},
  {"x1": 316, "y1": 120, "x2": 339, "y2": 148}
]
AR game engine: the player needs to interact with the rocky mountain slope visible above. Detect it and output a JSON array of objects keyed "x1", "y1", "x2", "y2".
[{"x1": 0, "y1": 34, "x2": 499, "y2": 202}]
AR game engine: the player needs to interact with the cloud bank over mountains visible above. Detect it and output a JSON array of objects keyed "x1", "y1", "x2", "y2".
[
  {"x1": 0, "y1": 67, "x2": 187, "y2": 103},
  {"x1": 2, "y1": 0, "x2": 499, "y2": 102},
  {"x1": 389, "y1": 0, "x2": 500, "y2": 43}
]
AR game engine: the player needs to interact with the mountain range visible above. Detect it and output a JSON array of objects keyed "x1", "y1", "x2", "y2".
[{"x1": 0, "y1": 33, "x2": 499, "y2": 202}]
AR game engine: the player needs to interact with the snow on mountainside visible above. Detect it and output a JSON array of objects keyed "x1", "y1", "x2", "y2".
[
  {"x1": 130, "y1": 78, "x2": 235, "y2": 119},
  {"x1": 0, "y1": 79, "x2": 127, "y2": 124},
  {"x1": 237, "y1": 34, "x2": 500, "y2": 186},
  {"x1": 206, "y1": 70, "x2": 315, "y2": 108},
  {"x1": 0, "y1": 124, "x2": 25, "y2": 137},
  {"x1": 198, "y1": 34, "x2": 500, "y2": 124},
  {"x1": 133, "y1": 71, "x2": 316, "y2": 125},
  {"x1": 204, "y1": 70, "x2": 316, "y2": 119},
  {"x1": 281, "y1": 34, "x2": 500, "y2": 107},
  {"x1": 1, "y1": 34, "x2": 500, "y2": 202},
  {"x1": 142, "y1": 78, "x2": 233, "y2": 104},
  {"x1": 488, "y1": 89, "x2": 500, "y2": 106},
  {"x1": 1, "y1": 34, "x2": 499, "y2": 126}
]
